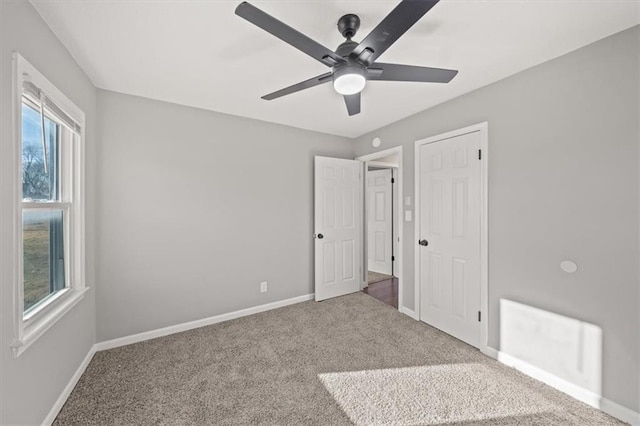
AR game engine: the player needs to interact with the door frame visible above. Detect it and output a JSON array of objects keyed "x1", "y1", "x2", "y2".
[
  {"x1": 414, "y1": 122, "x2": 489, "y2": 352},
  {"x1": 356, "y1": 146, "x2": 404, "y2": 312}
]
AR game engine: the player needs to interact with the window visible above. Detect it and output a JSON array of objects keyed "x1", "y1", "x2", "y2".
[
  {"x1": 11, "y1": 53, "x2": 87, "y2": 357},
  {"x1": 22, "y1": 103, "x2": 66, "y2": 313}
]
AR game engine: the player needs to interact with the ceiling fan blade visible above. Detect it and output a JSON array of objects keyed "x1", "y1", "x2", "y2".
[
  {"x1": 350, "y1": 0, "x2": 440, "y2": 66},
  {"x1": 368, "y1": 62, "x2": 458, "y2": 83},
  {"x1": 344, "y1": 93, "x2": 361, "y2": 116},
  {"x1": 262, "y1": 72, "x2": 333, "y2": 100},
  {"x1": 236, "y1": 2, "x2": 345, "y2": 67}
]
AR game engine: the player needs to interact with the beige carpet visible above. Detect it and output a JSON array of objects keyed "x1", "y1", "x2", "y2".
[
  {"x1": 54, "y1": 293, "x2": 625, "y2": 425},
  {"x1": 368, "y1": 270, "x2": 393, "y2": 285}
]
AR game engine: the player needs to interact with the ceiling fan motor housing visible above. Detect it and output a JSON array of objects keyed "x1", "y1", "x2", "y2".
[{"x1": 336, "y1": 40, "x2": 359, "y2": 58}]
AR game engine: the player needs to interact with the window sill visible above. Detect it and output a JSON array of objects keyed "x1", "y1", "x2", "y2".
[{"x1": 11, "y1": 287, "x2": 90, "y2": 358}]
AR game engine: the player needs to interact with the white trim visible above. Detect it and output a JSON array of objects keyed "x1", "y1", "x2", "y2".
[
  {"x1": 12, "y1": 288, "x2": 89, "y2": 357},
  {"x1": 42, "y1": 345, "x2": 96, "y2": 426},
  {"x1": 600, "y1": 399, "x2": 640, "y2": 426},
  {"x1": 484, "y1": 347, "x2": 640, "y2": 425},
  {"x1": 361, "y1": 161, "x2": 369, "y2": 291},
  {"x1": 11, "y1": 52, "x2": 87, "y2": 357},
  {"x1": 367, "y1": 161, "x2": 398, "y2": 168},
  {"x1": 481, "y1": 345, "x2": 498, "y2": 358},
  {"x1": 414, "y1": 122, "x2": 489, "y2": 352},
  {"x1": 95, "y1": 293, "x2": 315, "y2": 351},
  {"x1": 358, "y1": 161, "x2": 364, "y2": 293},
  {"x1": 498, "y1": 350, "x2": 601, "y2": 407},
  {"x1": 357, "y1": 146, "x2": 402, "y2": 162},
  {"x1": 399, "y1": 306, "x2": 418, "y2": 320},
  {"x1": 356, "y1": 146, "x2": 405, "y2": 314},
  {"x1": 360, "y1": 161, "x2": 368, "y2": 290},
  {"x1": 479, "y1": 125, "x2": 489, "y2": 351},
  {"x1": 12, "y1": 50, "x2": 23, "y2": 355}
]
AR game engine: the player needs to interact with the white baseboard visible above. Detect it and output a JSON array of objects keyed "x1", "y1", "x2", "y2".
[
  {"x1": 481, "y1": 345, "x2": 498, "y2": 358},
  {"x1": 399, "y1": 305, "x2": 418, "y2": 320},
  {"x1": 95, "y1": 293, "x2": 314, "y2": 351},
  {"x1": 600, "y1": 398, "x2": 640, "y2": 426},
  {"x1": 42, "y1": 345, "x2": 96, "y2": 426},
  {"x1": 484, "y1": 346, "x2": 640, "y2": 425}
]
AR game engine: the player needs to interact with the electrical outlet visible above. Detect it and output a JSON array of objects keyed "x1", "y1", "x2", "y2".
[{"x1": 260, "y1": 281, "x2": 268, "y2": 293}]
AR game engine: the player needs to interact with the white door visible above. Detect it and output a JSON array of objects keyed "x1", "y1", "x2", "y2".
[
  {"x1": 315, "y1": 156, "x2": 361, "y2": 301},
  {"x1": 367, "y1": 169, "x2": 392, "y2": 275},
  {"x1": 418, "y1": 131, "x2": 481, "y2": 347}
]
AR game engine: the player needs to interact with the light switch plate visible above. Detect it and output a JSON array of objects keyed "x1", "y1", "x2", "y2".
[
  {"x1": 404, "y1": 211, "x2": 412, "y2": 222},
  {"x1": 405, "y1": 196, "x2": 411, "y2": 206}
]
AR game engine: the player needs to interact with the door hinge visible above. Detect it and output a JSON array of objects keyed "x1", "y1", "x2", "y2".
[
  {"x1": 478, "y1": 311, "x2": 481, "y2": 322},
  {"x1": 392, "y1": 256, "x2": 395, "y2": 261},
  {"x1": 478, "y1": 149, "x2": 482, "y2": 160},
  {"x1": 391, "y1": 177, "x2": 395, "y2": 183}
]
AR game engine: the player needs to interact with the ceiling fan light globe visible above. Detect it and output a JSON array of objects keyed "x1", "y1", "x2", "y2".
[{"x1": 333, "y1": 73, "x2": 366, "y2": 95}]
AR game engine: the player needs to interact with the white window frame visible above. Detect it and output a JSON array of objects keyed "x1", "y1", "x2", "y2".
[{"x1": 11, "y1": 52, "x2": 88, "y2": 357}]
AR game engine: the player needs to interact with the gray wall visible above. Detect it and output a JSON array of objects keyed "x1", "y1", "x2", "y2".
[
  {"x1": 95, "y1": 90, "x2": 353, "y2": 341},
  {"x1": 352, "y1": 26, "x2": 640, "y2": 411},
  {"x1": 0, "y1": 1, "x2": 98, "y2": 424}
]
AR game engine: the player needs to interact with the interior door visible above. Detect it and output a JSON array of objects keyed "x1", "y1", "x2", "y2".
[
  {"x1": 314, "y1": 156, "x2": 361, "y2": 301},
  {"x1": 367, "y1": 169, "x2": 393, "y2": 275},
  {"x1": 418, "y1": 131, "x2": 481, "y2": 347}
]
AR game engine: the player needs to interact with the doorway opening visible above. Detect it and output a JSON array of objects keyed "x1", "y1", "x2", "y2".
[{"x1": 357, "y1": 147, "x2": 403, "y2": 311}]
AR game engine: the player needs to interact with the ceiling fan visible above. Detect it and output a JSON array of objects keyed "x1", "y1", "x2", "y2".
[{"x1": 235, "y1": 0, "x2": 458, "y2": 116}]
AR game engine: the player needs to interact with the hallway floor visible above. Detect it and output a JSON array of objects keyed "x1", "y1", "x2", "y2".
[{"x1": 363, "y1": 276, "x2": 398, "y2": 309}]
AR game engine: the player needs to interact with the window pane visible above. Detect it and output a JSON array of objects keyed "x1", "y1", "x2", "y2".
[
  {"x1": 22, "y1": 102, "x2": 60, "y2": 201},
  {"x1": 23, "y1": 210, "x2": 65, "y2": 313}
]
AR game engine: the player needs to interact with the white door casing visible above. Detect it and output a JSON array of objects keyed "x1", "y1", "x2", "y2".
[
  {"x1": 357, "y1": 146, "x2": 404, "y2": 313},
  {"x1": 392, "y1": 168, "x2": 399, "y2": 279},
  {"x1": 314, "y1": 156, "x2": 361, "y2": 301},
  {"x1": 417, "y1": 129, "x2": 483, "y2": 348},
  {"x1": 367, "y1": 169, "x2": 393, "y2": 275}
]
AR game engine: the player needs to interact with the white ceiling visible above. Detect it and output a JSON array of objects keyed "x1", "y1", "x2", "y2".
[{"x1": 31, "y1": 0, "x2": 639, "y2": 138}]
